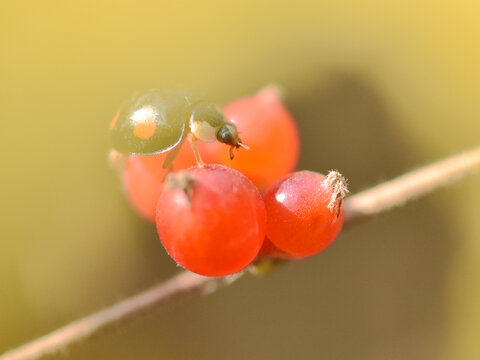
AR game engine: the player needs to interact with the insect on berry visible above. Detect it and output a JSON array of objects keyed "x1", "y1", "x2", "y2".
[
  {"x1": 197, "y1": 86, "x2": 300, "y2": 190},
  {"x1": 263, "y1": 170, "x2": 348, "y2": 259},
  {"x1": 109, "y1": 90, "x2": 247, "y2": 166},
  {"x1": 156, "y1": 164, "x2": 266, "y2": 276}
]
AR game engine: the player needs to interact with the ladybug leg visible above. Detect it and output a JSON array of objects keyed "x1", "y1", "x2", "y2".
[{"x1": 187, "y1": 133, "x2": 205, "y2": 167}]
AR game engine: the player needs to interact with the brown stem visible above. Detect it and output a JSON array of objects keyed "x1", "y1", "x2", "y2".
[
  {"x1": 343, "y1": 146, "x2": 480, "y2": 225},
  {"x1": 2, "y1": 145, "x2": 480, "y2": 360},
  {"x1": 0, "y1": 273, "x2": 222, "y2": 360}
]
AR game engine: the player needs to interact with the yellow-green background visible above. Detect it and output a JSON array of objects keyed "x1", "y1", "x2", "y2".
[{"x1": 1, "y1": 1, "x2": 479, "y2": 359}]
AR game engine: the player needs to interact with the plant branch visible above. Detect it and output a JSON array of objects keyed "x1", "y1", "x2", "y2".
[
  {"x1": 343, "y1": 145, "x2": 480, "y2": 225},
  {"x1": 1, "y1": 272, "x2": 222, "y2": 360},
  {"x1": 2, "y1": 145, "x2": 480, "y2": 360}
]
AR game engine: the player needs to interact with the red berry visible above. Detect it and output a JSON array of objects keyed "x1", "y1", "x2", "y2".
[
  {"x1": 121, "y1": 142, "x2": 197, "y2": 222},
  {"x1": 257, "y1": 238, "x2": 290, "y2": 259},
  {"x1": 122, "y1": 154, "x2": 167, "y2": 223},
  {"x1": 263, "y1": 170, "x2": 348, "y2": 258},
  {"x1": 197, "y1": 87, "x2": 300, "y2": 190},
  {"x1": 156, "y1": 165, "x2": 266, "y2": 276}
]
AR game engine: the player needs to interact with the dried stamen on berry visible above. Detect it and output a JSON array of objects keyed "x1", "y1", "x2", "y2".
[
  {"x1": 325, "y1": 170, "x2": 349, "y2": 213},
  {"x1": 263, "y1": 170, "x2": 346, "y2": 258},
  {"x1": 165, "y1": 171, "x2": 196, "y2": 203},
  {"x1": 257, "y1": 83, "x2": 286, "y2": 102}
]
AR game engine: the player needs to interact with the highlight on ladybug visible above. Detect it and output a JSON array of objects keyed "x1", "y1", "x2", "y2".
[{"x1": 109, "y1": 89, "x2": 247, "y2": 165}]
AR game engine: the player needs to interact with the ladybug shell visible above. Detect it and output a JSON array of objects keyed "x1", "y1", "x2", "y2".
[{"x1": 110, "y1": 90, "x2": 201, "y2": 155}]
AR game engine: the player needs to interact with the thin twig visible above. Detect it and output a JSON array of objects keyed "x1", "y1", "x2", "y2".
[
  {"x1": 2, "y1": 145, "x2": 480, "y2": 360},
  {"x1": 343, "y1": 145, "x2": 480, "y2": 225},
  {"x1": 1, "y1": 272, "x2": 222, "y2": 360}
]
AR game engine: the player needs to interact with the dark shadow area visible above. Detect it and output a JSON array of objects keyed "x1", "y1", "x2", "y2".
[{"x1": 291, "y1": 71, "x2": 416, "y2": 188}]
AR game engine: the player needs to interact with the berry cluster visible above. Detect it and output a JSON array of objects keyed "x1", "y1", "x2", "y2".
[{"x1": 111, "y1": 88, "x2": 348, "y2": 276}]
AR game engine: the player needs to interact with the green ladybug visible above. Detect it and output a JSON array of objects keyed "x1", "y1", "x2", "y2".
[{"x1": 109, "y1": 89, "x2": 247, "y2": 165}]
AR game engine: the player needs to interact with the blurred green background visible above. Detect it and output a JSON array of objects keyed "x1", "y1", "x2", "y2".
[{"x1": 1, "y1": 1, "x2": 480, "y2": 359}]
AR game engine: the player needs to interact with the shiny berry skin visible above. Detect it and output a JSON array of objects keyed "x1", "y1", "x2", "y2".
[
  {"x1": 197, "y1": 87, "x2": 300, "y2": 190},
  {"x1": 122, "y1": 142, "x2": 197, "y2": 222},
  {"x1": 263, "y1": 171, "x2": 348, "y2": 258},
  {"x1": 156, "y1": 165, "x2": 266, "y2": 276}
]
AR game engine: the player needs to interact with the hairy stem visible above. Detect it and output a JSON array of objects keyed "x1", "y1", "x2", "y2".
[{"x1": 2, "y1": 145, "x2": 480, "y2": 360}]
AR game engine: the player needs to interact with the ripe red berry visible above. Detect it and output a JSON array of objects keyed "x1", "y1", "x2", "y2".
[
  {"x1": 197, "y1": 87, "x2": 300, "y2": 190},
  {"x1": 257, "y1": 238, "x2": 290, "y2": 259},
  {"x1": 122, "y1": 154, "x2": 167, "y2": 223},
  {"x1": 263, "y1": 170, "x2": 348, "y2": 258},
  {"x1": 156, "y1": 164, "x2": 266, "y2": 276},
  {"x1": 121, "y1": 142, "x2": 197, "y2": 222}
]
